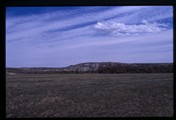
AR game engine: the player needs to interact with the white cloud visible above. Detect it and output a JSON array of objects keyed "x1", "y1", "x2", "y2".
[
  {"x1": 94, "y1": 20, "x2": 169, "y2": 36},
  {"x1": 6, "y1": 6, "x2": 152, "y2": 42},
  {"x1": 6, "y1": 6, "x2": 173, "y2": 67}
]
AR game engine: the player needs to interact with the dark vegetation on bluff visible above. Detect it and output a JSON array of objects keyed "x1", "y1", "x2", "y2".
[
  {"x1": 97, "y1": 63, "x2": 173, "y2": 73},
  {"x1": 6, "y1": 62, "x2": 173, "y2": 74}
]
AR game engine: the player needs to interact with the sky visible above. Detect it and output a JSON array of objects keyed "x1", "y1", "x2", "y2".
[{"x1": 6, "y1": 6, "x2": 173, "y2": 67}]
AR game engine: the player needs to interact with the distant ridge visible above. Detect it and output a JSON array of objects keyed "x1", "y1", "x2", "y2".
[{"x1": 6, "y1": 62, "x2": 173, "y2": 74}]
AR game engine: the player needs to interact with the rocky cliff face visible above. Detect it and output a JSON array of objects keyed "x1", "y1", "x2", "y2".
[
  {"x1": 62, "y1": 62, "x2": 126, "y2": 72},
  {"x1": 64, "y1": 62, "x2": 102, "y2": 72}
]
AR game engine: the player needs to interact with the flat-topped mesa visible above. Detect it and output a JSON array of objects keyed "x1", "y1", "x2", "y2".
[{"x1": 59, "y1": 62, "x2": 173, "y2": 73}]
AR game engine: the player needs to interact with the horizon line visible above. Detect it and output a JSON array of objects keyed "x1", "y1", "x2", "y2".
[{"x1": 6, "y1": 62, "x2": 173, "y2": 68}]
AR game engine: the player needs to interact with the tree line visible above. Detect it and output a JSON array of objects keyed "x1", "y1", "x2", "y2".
[{"x1": 97, "y1": 64, "x2": 173, "y2": 73}]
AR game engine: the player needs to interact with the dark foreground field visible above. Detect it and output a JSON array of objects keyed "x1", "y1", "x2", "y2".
[{"x1": 6, "y1": 73, "x2": 173, "y2": 117}]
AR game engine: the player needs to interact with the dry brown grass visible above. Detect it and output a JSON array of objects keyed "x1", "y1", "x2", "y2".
[{"x1": 6, "y1": 73, "x2": 173, "y2": 117}]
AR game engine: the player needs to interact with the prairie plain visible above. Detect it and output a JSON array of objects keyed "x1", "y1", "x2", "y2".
[{"x1": 6, "y1": 73, "x2": 173, "y2": 117}]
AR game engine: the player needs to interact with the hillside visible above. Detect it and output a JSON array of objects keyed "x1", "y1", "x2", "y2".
[{"x1": 6, "y1": 62, "x2": 173, "y2": 74}]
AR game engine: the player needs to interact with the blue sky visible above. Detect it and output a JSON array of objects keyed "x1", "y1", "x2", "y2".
[{"x1": 6, "y1": 6, "x2": 173, "y2": 67}]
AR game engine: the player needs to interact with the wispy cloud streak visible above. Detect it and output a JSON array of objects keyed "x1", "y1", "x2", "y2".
[{"x1": 6, "y1": 6, "x2": 173, "y2": 67}]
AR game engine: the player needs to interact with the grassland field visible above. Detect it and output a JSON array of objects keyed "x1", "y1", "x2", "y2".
[{"x1": 6, "y1": 73, "x2": 173, "y2": 117}]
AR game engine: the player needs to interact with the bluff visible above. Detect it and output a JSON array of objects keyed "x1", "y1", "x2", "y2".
[{"x1": 6, "y1": 62, "x2": 173, "y2": 74}]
